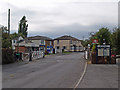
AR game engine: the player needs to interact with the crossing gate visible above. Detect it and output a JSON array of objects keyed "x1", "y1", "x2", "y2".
[{"x1": 32, "y1": 51, "x2": 44, "y2": 60}]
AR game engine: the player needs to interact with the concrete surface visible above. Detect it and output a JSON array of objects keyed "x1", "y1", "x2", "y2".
[
  {"x1": 2, "y1": 52, "x2": 86, "y2": 88},
  {"x1": 78, "y1": 64, "x2": 118, "y2": 88}
]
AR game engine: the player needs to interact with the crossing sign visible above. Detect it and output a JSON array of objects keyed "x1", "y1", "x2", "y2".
[{"x1": 92, "y1": 39, "x2": 98, "y2": 44}]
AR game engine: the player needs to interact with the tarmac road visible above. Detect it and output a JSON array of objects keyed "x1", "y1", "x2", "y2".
[{"x1": 2, "y1": 52, "x2": 86, "y2": 88}]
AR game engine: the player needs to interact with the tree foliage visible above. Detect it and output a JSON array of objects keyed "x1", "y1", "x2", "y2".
[
  {"x1": 18, "y1": 16, "x2": 28, "y2": 37},
  {"x1": 1, "y1": 26, "x2": 11, "y2": 48},
  {"x1": 95, "y1": 27, "x2": 111, "y2": 45},
  {"x1": 111, "y1": 28, "x2": 120, "y2": 54}
]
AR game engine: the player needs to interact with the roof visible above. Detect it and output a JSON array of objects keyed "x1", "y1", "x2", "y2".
[
  {"x1": 12, "y1": 36, "x2": 23, "y2": 40},
  {"x1": 54, "y1": 35, "x2": 80, "y2": 41},
  {"x1": 13, "y1": 36, "x2": 20, "y2": 40},
  {"x1": 27, "y1": 36, "x2": 53, "y2": 40}
]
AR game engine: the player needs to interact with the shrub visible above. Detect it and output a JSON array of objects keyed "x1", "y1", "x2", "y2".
[{"x1": 2, "y1": 48, "x2": 15, "y2": 64}]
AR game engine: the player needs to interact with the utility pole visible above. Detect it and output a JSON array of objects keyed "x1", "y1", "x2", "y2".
[
  {"x1": 83, "y1": 36, "x2": 84, "y2": 41},
  {"x1": 118, "y1": 2, "x2": 120, "y2": 29},
  {"x1": 8, "y1": 9, "x2": 10, "y2": 37}
]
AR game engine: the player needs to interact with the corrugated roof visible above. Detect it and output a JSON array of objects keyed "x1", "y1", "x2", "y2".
[
  {"x1": 27, "y1": 36, "x2": 53, "y2": 40},
  {"x1": 54, "y1": 35, "x2": 80, "y2": 41}
]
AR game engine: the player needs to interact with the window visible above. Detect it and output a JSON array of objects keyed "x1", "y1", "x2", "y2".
[
  {"x1": 57, "y1": 46, "x2": 59, "y2": 49},
  {"x1": 63, "y1": 46, "x2": 66, "y2": 49},
  {"x1": 57, "y1": 40, "x2": 59, "y2": 44},
  {"x1": 41, "y1": 40, "x2": 45, "y2": 45},
  {"x1": 50, "y1": 41, "x2": 52, "y2": 45},
  {"x1": 70, "y1": 40, "x2": 72, "y2": 44},
  {"x1": 40, "y1": 47, "x2": 44, "y2": 50},
  {"x1": 13, "y1": 40, "x2": 16, "y2": 43}
]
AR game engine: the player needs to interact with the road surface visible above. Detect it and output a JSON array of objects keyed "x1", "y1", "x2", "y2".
[{"x1": 3, "y1": 52, "x2": 86, "y2": 88}]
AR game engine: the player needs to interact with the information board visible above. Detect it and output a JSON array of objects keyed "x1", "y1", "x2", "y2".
[
  {"x1": 104, "y1": 48, "x2": 110, "y2": 56},
  {"x1": 97, "y1": 45, "x2": 110, "y2": 56},
  {"x1": 98, "y1": 48, "x2": 103, "y2": 56}
]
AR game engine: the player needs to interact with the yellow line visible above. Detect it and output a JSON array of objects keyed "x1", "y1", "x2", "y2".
[{"x1": 73, "y1": 62, "x2": 87, "y2": 90}]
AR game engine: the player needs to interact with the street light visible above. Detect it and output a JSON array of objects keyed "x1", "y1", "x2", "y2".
[{"x1": 103, "y1": 39, "x2": 106, "y2": 45}]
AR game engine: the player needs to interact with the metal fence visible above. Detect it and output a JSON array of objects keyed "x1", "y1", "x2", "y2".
[{"x1": 22, "y1": 51, "x2": 44, "y2": 61}]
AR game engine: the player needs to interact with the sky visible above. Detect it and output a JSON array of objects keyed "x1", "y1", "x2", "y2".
[{"x1": 0, "y1": 0, "x2": 119, "y2": 39}]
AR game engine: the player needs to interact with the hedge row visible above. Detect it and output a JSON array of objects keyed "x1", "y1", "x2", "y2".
[{"x1": 2, "y1": 48, "x2": 15, "y2": 64}]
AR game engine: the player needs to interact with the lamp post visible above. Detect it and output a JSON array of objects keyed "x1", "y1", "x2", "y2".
[{"x1": 103, "y1": 39, "x2": 106, "y2": 45}]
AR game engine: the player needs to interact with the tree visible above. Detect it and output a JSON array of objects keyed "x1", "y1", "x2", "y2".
[
  {"x1": 111, "y1": 28, "x2": 120, "y2": 54},
  {"x1": 10, "y1": 32, "x2": 18, "y2": 39},
  {"x1": 1, "y1": 26, "x2": 11, "y2": 48},
  {"x1": 10, "y1": 32, "x2": 25, "y2": 39},
  {"x1": 18, "y1": 16, "x2": 28, "y2": 37},
  {"x1": 95, "y1": 27, "x2": 111, "y2": 45}
]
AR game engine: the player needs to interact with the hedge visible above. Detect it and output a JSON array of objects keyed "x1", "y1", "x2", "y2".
[{"x1": 2, "y1": 48, "x2": 15, "y2": 64}]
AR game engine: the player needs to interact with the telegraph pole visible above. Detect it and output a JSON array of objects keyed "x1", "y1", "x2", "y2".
[
  {"x1": 8, "y1": 9, "x2": 10, "y2": 37},
  {"x1": 83, "y1": 36, "x2": 84, "y2": 41}
]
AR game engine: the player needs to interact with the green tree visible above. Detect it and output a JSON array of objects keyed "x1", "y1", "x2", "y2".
[
  {"x1": 81, "y1": 39, "x2": 89, "y2": 47},
  {"x1": 18, "y1": 16, "x2": 28, "y2": 37},
  {"x1": 111, "y1": 28, "x2": 120, "y2": 54},
  {"x1": 10, "y1": 32, "x2": 18, "y2": 39},
  {"x1": 10, "y1": 32, "x2": 25, "y2": 39},
  {"x1": 95, "y1": 27, "x2": 111, "y2": 45},
  {"x1": 2, "y1": 32, "x2": 11, "y2": 48}
]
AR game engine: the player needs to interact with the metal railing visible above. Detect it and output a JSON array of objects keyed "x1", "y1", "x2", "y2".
[
  {"x1": 32, "y1": 51, "x2": 44, "y2": 60},
  {"x1": 22, "y1": 51, "x2": 44, "y2": 61}
]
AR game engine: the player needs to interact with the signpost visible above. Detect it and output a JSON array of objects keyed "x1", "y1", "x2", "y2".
[{"x1": 92, "y1": 39, "x2": 98, "y2": 44}]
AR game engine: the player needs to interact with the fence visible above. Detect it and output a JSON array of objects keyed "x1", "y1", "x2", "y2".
[
  {"x1": 32, "y1": 51, "x2": 44, "y2": 60},
  {"x1": 22, "y1": 51, "x2": 44, "y2": 61}
]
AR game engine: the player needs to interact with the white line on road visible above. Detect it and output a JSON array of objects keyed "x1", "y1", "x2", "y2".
[{"x1": 73, "y1": 62, "x2": 87, "y2": 90}]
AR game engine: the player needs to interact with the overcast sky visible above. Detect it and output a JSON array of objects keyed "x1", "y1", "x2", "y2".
[{"x1": 0, "y1": 0, "x2": 119, "y2": 39}]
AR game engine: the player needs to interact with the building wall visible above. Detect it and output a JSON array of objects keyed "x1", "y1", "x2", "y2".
[
  {"x1": 54, "y1": 40, "x2": 83, "y2": 52},
  {"x1": 45, "y1": 40, "x2": 54, "y2": 54},
  {"x1": 54, "y1": 40, "x2": 70, "y2": 51},
  {"x1": 31, "y1": 40, "x2": 45, "y2": 45},
  {"x1": 12, "y1": 36, "x2": 24, "y2": 50},
  {"x1": 70, "y1": 40, "x2": 83, "y2": 51},
  {"x1": 15, "y1": 46, "x2": 25, "y2": 53}
]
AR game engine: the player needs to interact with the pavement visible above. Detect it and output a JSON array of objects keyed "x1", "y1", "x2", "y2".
[
  {"x1": 2, "y1": 52, "x2": 86, "y2": 88},
  {"x1": 77, "y1": 64, "x2": 118, "y2": 88}
]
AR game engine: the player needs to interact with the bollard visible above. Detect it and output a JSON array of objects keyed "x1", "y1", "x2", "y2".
[{"x1": 43, "y1": 52, "x2": 45, "y2": 58}]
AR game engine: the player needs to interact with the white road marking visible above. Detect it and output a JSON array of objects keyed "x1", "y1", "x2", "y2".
[{"x1": 73, "y1": 62, "x2": 88, "y2": 90}]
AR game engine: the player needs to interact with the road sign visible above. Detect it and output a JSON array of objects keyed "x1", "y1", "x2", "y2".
[{"x1": 92, "y1": 39, "x2": 98, "y2": 44}]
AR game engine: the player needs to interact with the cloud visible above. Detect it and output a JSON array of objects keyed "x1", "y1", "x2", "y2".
[
  {"x1": 0, "y1": 0, "x2": 118, "y2": 39},
  {"x1": 28, "y1": 23, "x2": 117, "y2": 39}
]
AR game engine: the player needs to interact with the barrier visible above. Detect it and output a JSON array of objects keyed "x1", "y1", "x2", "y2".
[
  {"x1": 32, "y1": 51, "x2": 44, "y2": 60},
  {"x1": 22, "y1": 51, "x2": 44, "y2": 61}
]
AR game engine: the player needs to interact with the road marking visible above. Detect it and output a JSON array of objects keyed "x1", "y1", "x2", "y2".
[{"x1": 73, "y1": 62, "x2": 87, "y2": 90}]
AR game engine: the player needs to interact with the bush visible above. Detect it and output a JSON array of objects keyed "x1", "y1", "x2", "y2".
[
  {"x1": 92, "y1": 44, "x2": 96, "y2": 52},
  {"x1": 2, "y1": 48, "x2": 15, "y2": 64}
]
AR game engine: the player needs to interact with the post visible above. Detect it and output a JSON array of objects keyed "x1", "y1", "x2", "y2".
[
  {"x1": 43, "y1": 52, "x2": 45, "y2": 58},
  {"x1": 29, "y1": 50, "x2": 32, "y2": 61},
  {"x1": 8, "y1": 9, "x2": 10, "y2": 37}
]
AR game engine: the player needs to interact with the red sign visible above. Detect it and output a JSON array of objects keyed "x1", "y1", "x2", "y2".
[{"x1": 92, "y1": 39, "x2": 98, "y2": 44}]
